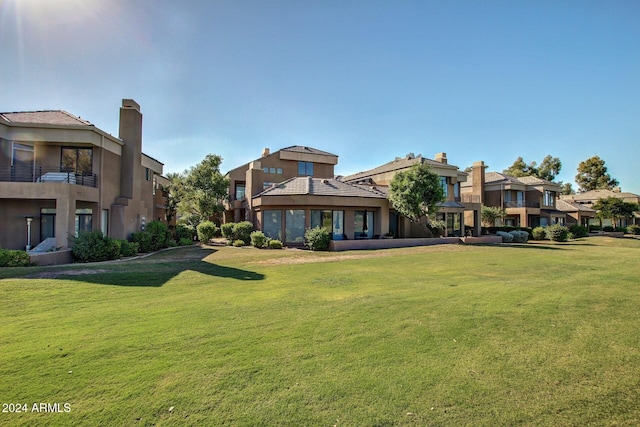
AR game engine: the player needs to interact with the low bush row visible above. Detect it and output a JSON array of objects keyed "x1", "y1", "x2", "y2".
[{"x1": 0, "y1": 249, "x2": 32, "y2": 267}]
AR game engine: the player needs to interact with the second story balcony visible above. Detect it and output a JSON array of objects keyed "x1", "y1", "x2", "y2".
[
  {"x1": 0, "y1": 165, "x2": 97, "y2": 188},
  {"x1": 504, "y1": 200, "x2": 540, "y2": 209}
]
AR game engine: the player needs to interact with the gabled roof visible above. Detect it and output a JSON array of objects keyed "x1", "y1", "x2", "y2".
[
  {"x1": 255, "y1": 177, "x2": 387, "y2": 199},
  {"x1": 562, "y1": 189, "x2": 640, "y2": 202},
  {"x1": 0, "y1": 110, "x2": 93, "y2": 126},
  {"x1": 485, "y1": 172, "x2": 561, "y2": 189},
  {"x1": 556, "y1": 199, "x2": 596, "y2": 213},
  {"x1": 280, "y1": 145, "x2": 338, "y2": 157},
  {"x1": 343, "y1": 154, "x2": 460, "y2": 183}
]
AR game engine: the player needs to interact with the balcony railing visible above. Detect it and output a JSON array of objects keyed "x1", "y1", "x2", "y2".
[
  {"x1": 0, "y1": 166, "x2": 97, "y2": 188},
  {"x1": 504, "y1": 201, "x2": 540, "y2": 209}
]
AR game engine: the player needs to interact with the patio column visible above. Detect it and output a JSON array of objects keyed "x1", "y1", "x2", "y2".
[{"x1": 55, "y1": 193, "x2": 76, "y2": 249}]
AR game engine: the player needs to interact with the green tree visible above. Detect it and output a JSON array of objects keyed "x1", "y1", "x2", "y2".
[
  {"x1": 164, "y1": 172, "x2": 185, "y2": 224},
  {"x1": 560, "y1": 182, "x2": 575, "y2": 195},
  {"x1": 503, "y1": 156, "x2": 534, "y2": 177},
  {"x1": 182, "y1": 154, "x2": 230, "y2": 222},
  {"x1": 575, "y1": 156, "x2": 619, "y2": 192},
  {"x1": 593, "y1": 197, "x2": 638, "y2": 228},
  {"x1": 537, "y1": 155, "x2": 562, "y2": 181},
  {"x1": 481, "y1": 206, "x2": 507, "y2": 227},
  {"x1": 389, "y1": 164, "x2": 445, "y2": 235},
  {"x1": 503, "y1": 155, "x2": 562, "y2": 181}
]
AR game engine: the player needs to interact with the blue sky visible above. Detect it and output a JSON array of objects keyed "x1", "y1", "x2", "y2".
[{"x1": 2, "y1": 0, "x2": 639, "y2": 193}]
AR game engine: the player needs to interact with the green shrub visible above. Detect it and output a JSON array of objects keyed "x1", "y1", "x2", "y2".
[
  {"x1": 509, "y1": 230, "x2": 529, "y2": 243},
  {"x1": 627, "y1": 224, "x2": 640, "y2": 235},
  {"x1": 532, "y1": 227, "x2": 547, "y2": 240},
  {"x1": 428, "y1": 220, "x2": 446, "y2": 238},
  {"x1": 268, "y1": 239, "x2": 283, "y2": 249},
  {"x1": 0, "y1": 249, "x2": 31, "y2": 267},
  {"x1": 603, "y1": 226, "x2": 614, "y2": 232},
  {"x1": 179, "y1": 238, "x2": 194, "y2": 246},
  {"x1": 174, "y1": 224, "x2": 195, "y2": 242},
  {"x1": 304, "y1": 226, "x2": 331, "y2": 251},
  {"x1": 496, "y1": 231, "x2": 514, "y2": 243},
  {"x1": 197, "y1": 221, "x2": 218, "y2": 243},
  {"x1": 545, "y1": 224, "x2": 569, "y2": 242},
  {"x1": 146, "y1": 221, "x2": 171, "y2": 250},
  {"x1": 569, "y1": 224, "x2": 589, "y2": 238},
  {"x1": 233, "y1": 221, "x2": 254, "y2": 243},
  {"x1": 131, "y1": 231, "x2": 153, "y2": 253},
  {"x1": 72, "y1": 231, "x2": 120, "y2": 262},
  {"x1": 116, "y1": 240, "x2": 139, "y2": 257},
  {"x1": 232, "y1": 239, "x2": 246, "y2": 247},
  {"x1": 250, "y1": 231, "x2": 268, "y2": 248},
  {"x1": 221, "y1": 223, "x2": 235, "y2": 240}
]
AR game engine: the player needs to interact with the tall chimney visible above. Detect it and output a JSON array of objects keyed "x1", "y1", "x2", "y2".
[
  {"x1": 262, "y1": 148, "x2": 270, "y2": 157},
  {"x1": 435, "y1": 152, "x2": 447, "y2": 164},
  {"x1": 472, "y1": 161, "x2": 485, "y2": 203},
  {"x1": 118, "y1": 99, "x2": 142, "y2": 200}
]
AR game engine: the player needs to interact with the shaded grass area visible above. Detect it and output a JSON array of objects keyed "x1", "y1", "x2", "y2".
[{"x1": 1, "y1": 238, "x2": 640, "y2": 426}]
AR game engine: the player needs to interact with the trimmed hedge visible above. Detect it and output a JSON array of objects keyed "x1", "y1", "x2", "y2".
[
  {"x1": 174, "y1": 224, "x2": 195, "y2": 242},
  {"x1": 496, "y1": 231, "x2": 514, "y2": 243},
  {"x1": 116, "y1": 239, "x2": 139, "y2": 257},
  {"x1": 532, "y1": 226, "x2": 546, "y2": 240},
  {"x1": 72, "y1": 231, "x2": 120, "y2": 263},
  {"x1": 627, "y1": 224, "x2": 640, "y2": 235},
  {"x1": 509, "y1": 230, "x2": 529, "y2": 243},
  {"x1": 305, "y1": 226, "x2": 331, "y2": 251},
  {"x1": 569, "y1": 225, "x2": 589, "y2": 238},
  {"x1": 0, "y1": 249, "x2": 31, "y2": 267},
  {"x1": 131, "y1": 221, "x2": 171, "y2": 253},
  {"x1": 268, "y1": 240, "x2": 283, "y2": 249},
  {"x1": 485, "y1": 226, "x2": 533, "y2": 239},
  {"x1": 545, "y1": 224, "x2": 569, "y2": 242},
  {"x1": 197, "y1": 221, "x2": 218, "y2": 243},
  {"x1": 250, "y1": 231, "x2": 268, "y2": 248}
]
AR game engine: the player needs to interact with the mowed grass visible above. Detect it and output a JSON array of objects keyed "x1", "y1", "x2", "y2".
[{"x1": 1, "y1": 238, "x2": 640, "y2": 426}]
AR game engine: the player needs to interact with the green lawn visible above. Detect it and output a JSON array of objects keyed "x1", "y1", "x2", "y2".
[{"x1": 1, "y1": 237, "x2": 640, "y2": 426}]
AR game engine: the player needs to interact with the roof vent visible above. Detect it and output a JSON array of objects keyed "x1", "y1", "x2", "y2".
[{"x1": 322, "y1": 179, "x2": 329, "y2": 184}]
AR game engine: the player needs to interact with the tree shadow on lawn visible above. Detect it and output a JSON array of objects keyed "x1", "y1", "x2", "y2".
[{"x1": 28, "y1": 246, "x2": 265, "y2": 287}]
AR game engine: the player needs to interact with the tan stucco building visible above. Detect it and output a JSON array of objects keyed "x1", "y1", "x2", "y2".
[
  {"x1": 0, "y1": 99, "x2": 165, "y2": 251},
  {"x1": 225, "y1": 147, "x2": 482, "y2": 243}
]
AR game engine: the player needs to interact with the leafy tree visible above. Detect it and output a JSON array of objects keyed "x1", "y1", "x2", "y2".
[
  {"x1": 503, "y1": 157, "x2": 533, "y2": 177},
  {"x1": 181, "y1": 154, "x2": 230, "y2": 222},
  {"x1": 164, "y1": 172, "x2": 185, "y2": 224},
  {"x1": 593, "y1": 197, "x2": 638, "y2": 228},
  {"x1": 537, "y1": 155, "x2": 562, "y2": 181},
  {"x1": 503, "y1": 155, "x2": 562, "y2": 181},
  {"x1": 389, "y1": 164, "x2": 445, "y2": 235},
  {"x1": 560, "y1": 182, "x2": 575, "y2": 195},
  {"x1": 575, "y1": 156, "x2": 619, "y2": 192},
  {"x1": 481, "y1": 206, "x2": 507, "y2": 227}
]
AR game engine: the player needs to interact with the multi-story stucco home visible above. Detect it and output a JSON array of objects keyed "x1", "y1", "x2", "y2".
[
  {"x1": 0, "y1": 99, "x2": 165, "y2": 251},
  {"x1": 462, "y1": 171, "x2": 565, "y2": 228},
  {"x1": 560, "y1": 188, "x2": 640, "y2": 227},
  {"x1": 224, "y1": 147, "x2": 482, "y2": 244}
]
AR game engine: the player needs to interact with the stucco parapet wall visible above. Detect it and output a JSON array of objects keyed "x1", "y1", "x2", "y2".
[
  {"x1": 329, "y1": 236, "x2": 502, "y2": 251},
  {"x1": 29, "y1": 249, "x2": 73, "y2": 266},
  {"x1": 0, "y1": 181, "x2": 99, "y2": 201},
  {"x1": 278, "y1": 150, "x2": 338, "y2": 165}
]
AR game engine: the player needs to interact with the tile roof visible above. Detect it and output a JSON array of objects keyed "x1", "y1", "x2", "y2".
[
  {"x1": 485, "y1": 172, "x2": 560, "y2": 188},
  {"x1": 255, "y1": 177, "x2": 387, "y2": 199},
  {"x1": 561, "y1": 189, "x2": 640, "y2": 202},
  {"x1": 343, "y1": 154, "x2": 458, "y2": 183},
  {"x1": 280, "y1": 145, "x2": 338, "y2": 157},
  {"x1": 556, "y1": 199, "x2": 596, "y2": 213},
  {"x1": 0, "y1": 110, "x2": 93, "y2": 126}
]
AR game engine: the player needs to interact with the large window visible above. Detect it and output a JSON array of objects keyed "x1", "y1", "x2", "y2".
[
  {"x1": 40, "y1": 208, "x2": 56, "y2": 241},
  {"x1": 285, "y1": 210, "x2": 306, "y2": 243},
  {"x1": 311, "y1": 210, "x2": 345, "y2": 240},
  {"x1": 440, "y1": 177, "x2": 448, "y2": 198},
  {"x1": 61, "y1": 147, "x2": 92, "y2": 175},
  {"x1": 263, "y1": 210, "x2": 282, "y2": 240},
  {"x1": 12, "y1": 142, "x2": 35, "y2": 181},
  {"x1": 544, "y1": 190, "x2": 555, "y2": 207},
  {"x1": 235, "y1": 183, "x2": 246, "y2": 200},
  {"x1": 75, "y1": 208, "x2": 92, "y2": 236},
  {"x1": 354, "y1": 210, "x2": 374, "y2": 239},
  {"x1": 298, "y1": 161, "x2": 314, "y2": 176}
]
